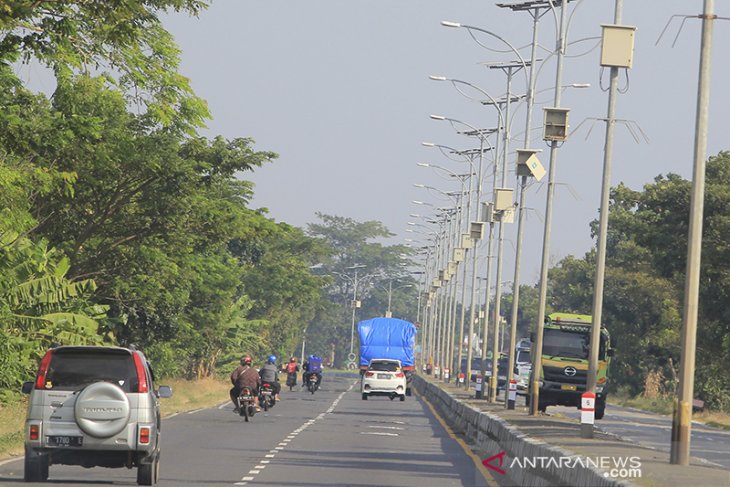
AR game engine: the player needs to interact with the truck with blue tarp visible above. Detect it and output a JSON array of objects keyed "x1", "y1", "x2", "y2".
[{"x1": 357, "y1": 317, "x2": 417, "y2": 396}]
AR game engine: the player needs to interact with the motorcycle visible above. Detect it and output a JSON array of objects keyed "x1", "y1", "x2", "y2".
[
  {"x1": 236, "y1": 387, "x2": 257, "y2": 422},
  {"x1": 259, "y1": 382, "x2": 276, "y2": 411},
  {"x1": 286, "y1": 372, "x2": 297, "y2": 391},
  {"x1": 307, "y1": 373, "x2": 320, "y2": 394}
]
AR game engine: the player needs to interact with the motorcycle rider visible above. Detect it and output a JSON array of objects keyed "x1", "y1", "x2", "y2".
[
  {"x1": 259, "y1": 355, "x2": 281, "y2": 401},
  {"x1": 302, "y1": 354, "x2": 323, "y2": 389},
  {"x1": 230, "y1": 355, "x2": 261, "y2": 412},
  {"x1": 285, "y1": 356, "x2": 299, "y2": 388}
]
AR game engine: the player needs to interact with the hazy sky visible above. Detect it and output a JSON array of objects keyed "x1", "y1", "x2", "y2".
[{"x1": 162, "y1": 0, "x2": 729, "y2": 287}]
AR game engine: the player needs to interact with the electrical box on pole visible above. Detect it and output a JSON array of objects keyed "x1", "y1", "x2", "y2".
[
  {"x1": 470, "y1": 222, "x2": 485, "y2": 240},
  {"x1": 461, "y1": 234, "x2": 473, "y2": 249},
  {"x1": 543, "y1": 108, "x2": 570, "y2": 141},
  {"x1": 453, "y1": 248, "x2": 465, "y2": 263},
  {"x1": 494, "y1": 188, "x2": 514, "y2": 211},
  {"x1": 516, "y1": 149, "x2": 546, "y2": 181},
  {"x1": 481, "y1": 202, "x2": 495, "y2": 223},
  {"x1": 600, "y1": 24, "x2": 636, "y2": 69}
]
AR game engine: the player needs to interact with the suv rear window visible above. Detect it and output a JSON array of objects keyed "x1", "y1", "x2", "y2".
[
  {"x1": 369, "y1": 361, "x2": 399, "y2": 372},
  {"x1": 45, "y1": 350, "x2": 138, "y2": 392}
]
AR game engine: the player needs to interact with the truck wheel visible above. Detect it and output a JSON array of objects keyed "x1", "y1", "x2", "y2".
[
  {"x1": 595, "y1": 400, "x2": 606, "y2": 420},
  {"x1": 400, "y1": 395, "x2": 405, "y2": 402},
  {"x1": 361, "y1": 393, "x2": 368, "y2": 400},
  {"x1": 406, "y1": 387, "x2": 412, "y2": 397}
]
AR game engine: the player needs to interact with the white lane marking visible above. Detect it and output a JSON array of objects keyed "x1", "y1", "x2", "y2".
[
  {"x1": 167, "y1": 412, "x2": 179, "y2": 418},
  {"x1": 368, "y1": 425, "x2": 404, "y2": 430},
  {"x1": 360, "y1": 432, "x2": 399, "y2": 436},
  {"x1": 218, "y1": 401, "x2": 231, "y2": 410},
  {"x1": 187, "y1": 408, "x2": 203, "y2": 415},
  {"x1": 229, "y1": 380, "x2": 357, "y2": 485}
]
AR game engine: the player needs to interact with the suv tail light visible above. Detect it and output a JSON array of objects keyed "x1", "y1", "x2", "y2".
[
  {"x1": 395, "y1": 372, "x2": 405, "y2": 378},
  {"x1": 34, "y1": 350, "x2": 53, "y2": 389},
  {"x1": 139, "y1": 426, "x2": 151, "y2": 445},
  {"x1": 29, "y1": 424, "x2": 39, "y2": 440},
  {"x1": 365, "y1": 372, "x2": 375, "y2": 377},
  {"x1": 132, "y1": 352, "x2": 149, "y2": 393}
]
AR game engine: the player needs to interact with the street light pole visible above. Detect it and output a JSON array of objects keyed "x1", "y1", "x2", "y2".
[
  {"x1": 500, "y1": 0, "x2": 545, "y2": 410},
  {"x1": 349, "y1": 268, "x2": 361, "y2": 356},
  {"x1": 531, "y1": 0, "x2": 570, "y2": 416}
]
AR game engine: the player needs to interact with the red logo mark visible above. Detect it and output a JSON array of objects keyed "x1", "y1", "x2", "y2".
[{"x1": 482, "y1": 451, "x2": 507, "y2": 475}]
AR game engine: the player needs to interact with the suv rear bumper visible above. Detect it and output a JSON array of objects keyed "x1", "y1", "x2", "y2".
[{"x1": 25, "y1": 420, "x2": 158, "y2": 462}]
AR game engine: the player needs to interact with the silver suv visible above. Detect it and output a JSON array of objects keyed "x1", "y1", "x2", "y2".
[{"x1": 21, "y1": 346, "x2": 172, "y2": 485}]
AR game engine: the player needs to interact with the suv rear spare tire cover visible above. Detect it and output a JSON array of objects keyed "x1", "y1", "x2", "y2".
[{"x1": 74, "y1": 382, "x2": 131, "y2": 437}]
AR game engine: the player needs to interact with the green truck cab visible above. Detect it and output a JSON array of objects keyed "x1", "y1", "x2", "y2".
[{"x1": 536, "y1": 313, "x2": 614, "y2": 419}]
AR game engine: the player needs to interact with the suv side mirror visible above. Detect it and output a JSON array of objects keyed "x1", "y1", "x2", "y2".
[
  {"x1": 22, "y1": 381, "x2": 34, "y2": 394},
  {"x1": 157, "y1": 385, "x2": 173, "y2": 398}
]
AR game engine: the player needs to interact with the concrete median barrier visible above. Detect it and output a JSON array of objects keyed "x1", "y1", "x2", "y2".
[{"x1": 413, "y1": 375, "x2": 630, "y2": 487}]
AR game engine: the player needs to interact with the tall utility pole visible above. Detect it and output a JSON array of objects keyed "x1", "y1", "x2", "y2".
[
  {"x1": 671, "y1": 0, "x2": 715, "y2": 466},
  {"x1": 489, "y1": 63, "x2": 523, "y2": 402},
  {"x1": 588, "y1": 0, "x2": 628, "y2": 404},
  {"x1": 530, "y1": 0, "x2": 569, "y2": 416},
  {"x1": 497, "y1": 0, "x2": 546, "y2": 409}
]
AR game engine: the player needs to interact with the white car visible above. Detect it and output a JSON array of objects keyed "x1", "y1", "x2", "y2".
[{"x1": 361, "y1": 359, "x2": 407, "y2": 401}]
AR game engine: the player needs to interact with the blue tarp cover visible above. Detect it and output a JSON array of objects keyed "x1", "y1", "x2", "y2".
[{"x1": 357, "y1": 317, "x2": 416, "y2": 367}]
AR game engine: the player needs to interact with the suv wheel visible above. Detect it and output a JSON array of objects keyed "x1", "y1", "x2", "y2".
[
  {"x1": 137, "y1": 452, "x2": 160, "y2": 486},
  {"x1": 24, "y1": 447, "x2": 49, "y2": 482}
]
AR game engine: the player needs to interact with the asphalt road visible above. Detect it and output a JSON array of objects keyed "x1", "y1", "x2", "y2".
[
  {"x1": 554, "y1": 403, "x2": 730, "y2": 469},
  {"x1": 0, "y1": 375, "x2": 503, "y2": 487}
]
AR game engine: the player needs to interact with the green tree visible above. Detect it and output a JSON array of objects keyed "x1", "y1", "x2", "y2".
[
  {"x1": 0, "y1": 0, "x2": 210, "y2": 132},
  {"x1": 306, "y1": 213, "x2": 418, "y2": 366}
]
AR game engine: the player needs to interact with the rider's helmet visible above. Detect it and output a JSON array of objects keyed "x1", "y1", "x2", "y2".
[
  {"x1": 267, "y1": 354, "x2": 277, "y2": 364},
  {"x1": 241, "y1": 355, "x2": 253, "y2": 366},
  {"x1": 289, "y1": 356, "x2": 297, "y2": 363}
]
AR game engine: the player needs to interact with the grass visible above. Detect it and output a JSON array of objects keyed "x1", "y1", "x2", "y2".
[
  {"x1": 0, "y1": 398, "x2": 28, "y2": 459},
  {"x1": 609, "y1": 394, "x2": 730, "y2": 430},
  {"x1": 0, "y1": 376, "x2": 234, "y2": 461},
  {"x1": 159, "y1": 376, "x2": 230, "y2": 417}
]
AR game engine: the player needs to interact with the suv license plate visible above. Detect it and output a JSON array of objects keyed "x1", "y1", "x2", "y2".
[
  {"x1": 48, "y1": 436, "x2": 83, "y2": 447},
  {"x1": 377, "y1": 374, "x2": 390, "y2": 380},
  {"x1": 561, "y1": 384, "x2": 577, "y2": 391}
]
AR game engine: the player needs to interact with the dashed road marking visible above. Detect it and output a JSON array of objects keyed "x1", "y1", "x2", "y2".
[{"x1": 231, "y1": 380, "x2": 356, "y2": 485}]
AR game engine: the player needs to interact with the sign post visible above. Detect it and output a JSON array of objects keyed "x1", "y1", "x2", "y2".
[{"x1": 581, "y1": 391, "x2": 596, "y2": 438}]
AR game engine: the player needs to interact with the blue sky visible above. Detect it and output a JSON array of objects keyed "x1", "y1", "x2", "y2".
[{"x1": 160, "y1": 0, "x2": 729, "y2": 286}]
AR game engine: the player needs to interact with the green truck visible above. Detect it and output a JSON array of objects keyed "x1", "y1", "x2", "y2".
[{"x1": 535, "y1": 313, "x2": 614, "y2": 419}]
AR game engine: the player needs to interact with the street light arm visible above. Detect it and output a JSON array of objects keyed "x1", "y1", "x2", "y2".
[{"x1": 441, "y1": 20, "x2": 530, "y2": 93}]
